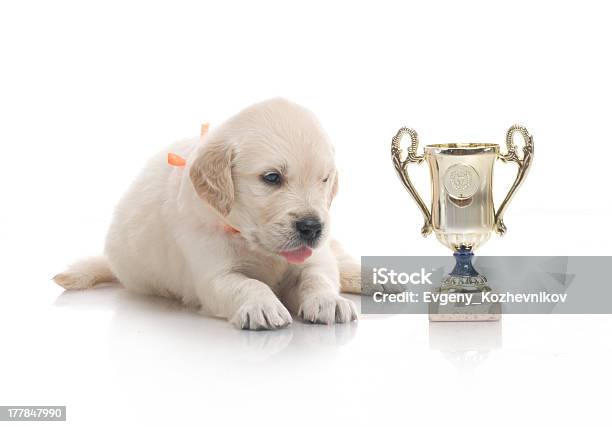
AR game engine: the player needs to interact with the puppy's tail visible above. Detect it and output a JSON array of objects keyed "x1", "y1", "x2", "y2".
[
  {"x1": 331, "y1": 240, "x2": 361, "y2": 294},
  {"x1": 53, "y1": 256, "x2": 118, "y2": 290}
]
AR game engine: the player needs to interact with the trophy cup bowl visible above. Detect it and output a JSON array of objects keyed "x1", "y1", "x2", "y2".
[{"x1": 391, "y1": 126, "x2": 534, "y2": 320}]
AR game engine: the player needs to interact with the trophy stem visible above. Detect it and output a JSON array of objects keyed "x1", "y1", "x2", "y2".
[
  {"x1": 450, "y1": 246, "x2": 480, "y2": 277},
  {"x1": 430, "y1": 245, "x2": 501, "y2": 321},
  {"x1": 440, "y1": 246, "x2": 491, "y2": 293}
]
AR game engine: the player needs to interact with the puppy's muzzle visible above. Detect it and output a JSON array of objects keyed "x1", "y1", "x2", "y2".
[{"x1": 295, "y1": 217, "x2": 323, "y2": 245}]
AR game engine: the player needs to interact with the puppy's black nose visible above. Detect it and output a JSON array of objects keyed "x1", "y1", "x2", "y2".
[{"x1": 295, "y1": 218, "x2": 322, "y2": 241}]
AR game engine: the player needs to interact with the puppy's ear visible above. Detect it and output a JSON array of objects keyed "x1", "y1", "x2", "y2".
[
  {"x1": 189, "y1": 140, "x2": 234, "y2": 216},
  {"x1": 328, "y1": 170, "x2": 339, "y2": 207}
]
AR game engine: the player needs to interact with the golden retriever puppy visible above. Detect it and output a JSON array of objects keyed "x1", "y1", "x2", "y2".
[{"x1": 54, "y1": 98, "x2": 360, "y2": 330}]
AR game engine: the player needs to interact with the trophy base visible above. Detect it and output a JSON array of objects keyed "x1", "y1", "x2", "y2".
[
  {"x1": 428, "y1": 291, "x2": 501, "y2": 322},
  {"x1": 428, "y1": 246, "x2": 501, "y2": 322}
]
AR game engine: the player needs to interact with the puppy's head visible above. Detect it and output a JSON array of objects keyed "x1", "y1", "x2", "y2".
[{"x1": 190, "y1": 98, "x2": 338, "y2": 264}]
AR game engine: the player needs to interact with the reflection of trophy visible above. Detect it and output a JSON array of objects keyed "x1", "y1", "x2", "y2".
[{"x1": 391, "y1": 126, "x2": 534, "y2": 321}]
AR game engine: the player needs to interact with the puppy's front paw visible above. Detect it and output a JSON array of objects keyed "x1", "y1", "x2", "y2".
[
  {"x1": 298, "y1": 292, "x2": 358, "y2": 325},
  {"x1": 230, "y1": 298, "x2": 292, "y2": 330}
]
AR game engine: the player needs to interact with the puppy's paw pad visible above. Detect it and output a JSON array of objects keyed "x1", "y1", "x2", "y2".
[
  {"x1": 298, "y1": 293, "x2": 358, "y2": 325},
  {"x1": 230, "y1": 298, "x2": 292, "y2": 331}
]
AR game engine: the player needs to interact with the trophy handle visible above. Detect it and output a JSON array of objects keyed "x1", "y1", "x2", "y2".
[
  {"x1": 391, "y1": 127, "x2": 433, "y2": 236},
  {"x1": 494, "y1": 124, "x2": 534, "y2": 235}
]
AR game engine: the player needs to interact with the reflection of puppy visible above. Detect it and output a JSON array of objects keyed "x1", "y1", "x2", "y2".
[{"x1": 54, "y1": 98, "x2": 360, "y2": 330}]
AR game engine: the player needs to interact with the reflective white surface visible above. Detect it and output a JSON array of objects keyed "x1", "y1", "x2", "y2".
[{"x1": 2, "y1": 276, "x2": 611, "y2": 426}]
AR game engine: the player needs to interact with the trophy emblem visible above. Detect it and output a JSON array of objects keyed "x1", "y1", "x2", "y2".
[
  {"x1": 391, "y1": 125, "x2": 534, "y2": 320},
  {"x1": 443, "y1": 163, "x2": 479, "y2": 200}
]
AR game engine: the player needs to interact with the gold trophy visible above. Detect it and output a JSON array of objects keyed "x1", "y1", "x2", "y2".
[{"x1": 391, "y1": 126, "x2": 534, "y2": 321}]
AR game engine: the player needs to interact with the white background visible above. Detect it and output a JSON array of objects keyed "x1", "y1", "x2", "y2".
[{"x1": 1, "y1": 1, "x2": 611, "y2": 426}]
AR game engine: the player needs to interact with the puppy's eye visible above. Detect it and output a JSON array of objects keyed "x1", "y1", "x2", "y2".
[
  {"x1": 323, "y1": 176, "x2": 330, "y2": 183},
  {"x1": 262, "y1": 172, "x2": 282, "y2": 185}
]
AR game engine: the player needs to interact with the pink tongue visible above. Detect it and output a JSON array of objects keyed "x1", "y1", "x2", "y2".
[{"x1": 280, "y1": 247, "x2": 313, "y2": 264}]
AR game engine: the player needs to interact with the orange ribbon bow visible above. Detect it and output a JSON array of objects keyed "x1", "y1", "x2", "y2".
[{"x1": 167, "y1": 122, "x2": 210, "y2": 167}]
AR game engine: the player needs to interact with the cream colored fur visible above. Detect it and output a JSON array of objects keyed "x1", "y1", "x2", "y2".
[{"x1": 54, "y1": 98, "x2": 360, "y2": 330}]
